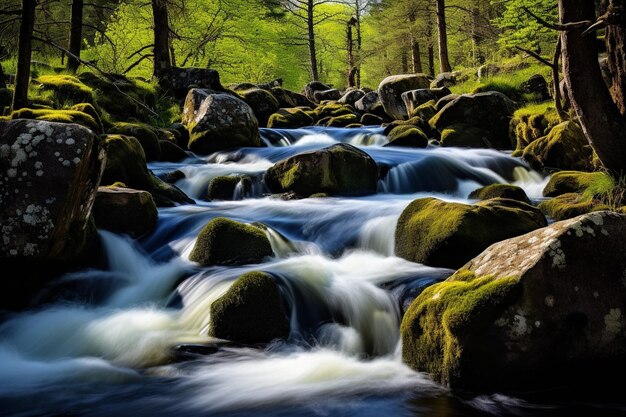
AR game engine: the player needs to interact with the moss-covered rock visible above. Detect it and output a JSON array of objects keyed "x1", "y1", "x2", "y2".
[
  {"x1": 93, "y1": 186, "x2": 158, "y2": 238},
  {"x1": 401, "y1": 211, "x2": 626, "y2": 395},
  {"x1": 408, "y1": 100, "x2": 437, "y2": 121},
  {"x1": 9, "y1": 108, "x2": 101, "y2": 133},
  {"x1": 101, "y1": 134, "x2": 193, "y2": 207},
  {"x1": 304, "y1": 81, "x2": 332, "y2": 103},
  {"x1": 322, "y1": 113, "x2": 360, "y2": 127},
  {"x1": 384, "y1": 125, "x2": 428, "y2": 148},
  {"x1": 538, "y1": 193, "x2": 610, "y2": 221},
  {"x1": 107, "y1": 122, "x2": 161, "y2": 161},
  {"x1": 313, "y1": 89, "x2": 341, "y2": 102},
  {"x1": 360, "y1": 113, "x2": 383, "y2": 126},
  {"x1": 314, "y1": 102, "x2": 355, "y2": 120},
  {"x1": 267, "y1": 108, "x2": 315, "y2": 129},
  {"x1": 402, "y1": 88, "x2": 451, "y2": 117},
  {"x1": 354, "y1": 91, "x2": 380, "y2": 113},
  {"x1": 182, "y1": 89, "x2": 261, "y2": 154},
  {"x1": 510, "y1": 104, "x2": 561, "y2": 154},
  {"x1": 270, "y1": 87, "x2": 314, "y2": 108},
  {"x1": 542, "y1": 171, "x2": 612, "y2": 198},
  {"x1": 35, "y1": 75, "x2": 94, "y2": 106},
  {"x1": 238, "y1": 88, "x2": 281, "y2": 127},
  {"x1": 189, "y1": 217, "x2": 273, "y2": 266},
  {"x1": 207, "y1": 175, "x2": 252, "y2": 200},
  {"x1": 159, "y1": 140, "x2": 189, "y2": 162},
  {"x1": 264, "y1": 143, "x2": 378, "y2": 197},
  {"x1": 522, "y1": 121, "x2": 593, "y2": 172},
  {"x1": 468, "y1": 184, "x2": 531, "y2": 204},
  {"x1": 395, "y1": 197, "x2": 547, "y2": 269},
  {"x1": 209, "y1": 271, "x2": 290, "y2": 344},
  {"x1": 378, "y1": 74, "x2": 431, "y2": 120},
  {"x1": 440, "y1": 123, "x2": 491, "y2": 148},
  {"x1": 338, "y1": 89, "x2": 365, "y2": 107},
  {"x1": 70, "y1": 103, "x2": 103, "y2": 132}
]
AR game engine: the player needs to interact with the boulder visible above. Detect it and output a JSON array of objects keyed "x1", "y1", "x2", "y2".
[
  {"x1": 315, "y1": 103, "x2": 355, "y2": 120},
  {"x1": 320, "y1": 113, "x2": 360, "y2": 128},
  {"x1": 469, "y1": 184, "x2": 531, "y2": 204},
  {"x1": 92, "y1": 186, "x2": 158, "y2": 238},
  {"x1": 395, "y1": 197, "x2": 547, "y2": 269},
  {"x1": 338, "y1": 89, "x2": 365, "y2": 107},
  {"x1": 401, "y1": 88, "x2": 451, "y2": 118},
  {"x1": 431, "y1": 72, "x2": 459, "y2": 88},
  {"x1": 519, "y1": 74, "x2": 551, "y2": 102},
  {"x1": 189, "y1": 217, "x2": 273, "y2": 266},
  {"x1": 378, "y1": 74, "x2": 431, "y2": 120},
  {"x1": 384, "y1": 125, "x2": 428, "y2": 148},
  {"x1": 270, "y1": 87, "x2": 314, "y2": 108},
  {"x1": 0, "y1": 119, "x2": 105, "y2": 309},
  {"x1": 264, "y1": 143, "x2": 378, "y2": 197},
  {"x1": 313, "y1": 89, "x2": 341, "y2": 102},
  {"x1": 542, "y1": 171, "x2": 611, "y2": 198},
  {"x1": 522, "y1": 121, "x2": 593, "y2": 172},
  {"x1": 238, "y1": 88, "x2": 281, "y2": 127},
  {"x1": 158, "y1": 67, "x2": 224, "y2": 99},
  {"x1": 207, "y1": 175, "x2": 252, "y2": 200},
  {"x1": 158, "y1": 140, "x2": 190, "y2": 162},
  {"x1": 430, "y1": 92, "x2": 518, "y2": 150},
  {"x1": 354, "y1": 91, "x2": 380, "y2": 113},
  {"x1": 510, "y1": 105, "x2": 561, "y2": 154},
  {"x1": 267, "y1": 108, "x2": 315, "y2": 129},
  {"x1": 108, "y1": 122, "x2": 161, "y2": 161},
  {"x1": 440, "y1": 123, "x2": 491, "y2": 148},
  {"x1": 70, "y1": 103, "x2": 103, "y2": 133},
  {"x1": 538, "y1": 193, "x2": 610, "y2": 221},
  {"x1": 8, "y1": 108, "x2": 101, "y2": 133},
  {"x1": 401, "y1": 211, "x2": 626, "y2": 396},
  {"x1": 34, "y1": 75, "x2": 94, "y2": 106},
  {"x1": 304, "y1": 81, "x2": 331, "y2": 103},
  {"x1": 209, "y1": 271, "x2": 290, "y2": 344},
  {"x1": 182, "y1": 89, "x2": 261, "y2": 154},
  {"x1": 360, "y1": 113, "x2": 383, "y2": 126}
]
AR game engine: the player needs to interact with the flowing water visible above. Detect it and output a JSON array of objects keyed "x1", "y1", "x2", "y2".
[{"x1": 0, "y1": 126, "x2": 623, "y2": 417}]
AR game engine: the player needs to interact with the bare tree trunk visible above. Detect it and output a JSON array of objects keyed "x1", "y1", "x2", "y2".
[
  {"x1": 401, "y1": 48, "x2": 409, "y2": 73},
  {"x1": 411, "y1": 36, "x2": 422, "y2": 73},
  {"x1": 355, "y1": 0, "x2": 362, "y2": 88},
  {"x1": 426, "y1": 1, "x2": 436, "y2": 76},
  {"x1": 67, "y1": 0, "x2": 83, "y2": 73},
  {"x1": 605, "y1": 0, "x2": 626, "y2": 115},
  {"x1": 12, "y1": 0, "x2": 36, "y2": 111},
  {"x1": 347, "y1": 18, "x2": 356, "y2": 87},
  {"x1": 307, "y1": 0, "x2": 319, "y2": 81},
  {"x1": 436, "y1": 0, "x2": 452, "y2": 73},
  {"x1": 560, "y1": 0, "x2": 626, "y2": 175},
  {"x1": 151, "y1": 0, "x2": 171, "y2": 78}
]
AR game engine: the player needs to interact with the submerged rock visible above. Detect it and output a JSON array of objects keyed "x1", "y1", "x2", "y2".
[
  {"x1": 93, "y1": 186, "x2": 158, "y2": 238},
  {"x1": 378, "y1": 74, "x2": 431, "y2": 120},
  {"x1": 264, "y1": 143, "x2": 378, "y2": 197},
  {"x1": 401, "y1": 211, "x2": 626, "y2": 396},
  {"x1": 182, "y1": 89, "x2": 261, "y2": 154},
  {"x1": 209, "y1": 271, "x2": 290, "y2": 344},
  {"x1": 189, "y1": 217, "x2": 273, "y2": 266},
  {"x1": 395, "y1": 197, "x2": 547, "y2": 269}
]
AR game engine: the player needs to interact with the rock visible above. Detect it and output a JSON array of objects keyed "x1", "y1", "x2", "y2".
[
  {"x1": 100, "y1": 134, "x2": 193, "y2": 207},
  {"x1": 8, "y1": 108, "x2": 101, "y2": 133},
  {"x1": 539, "y1": 193, "x2": 610, "y2": 221},
  {"x1": 430, "y1": 92, "x2": 518, "y2": 150},
  {"x1": 264, "y1": 143, "x2": 378, "y2": 197},
  {"x1": 158, "y1": 67, "x2": 224, "y2": 99},
  {"x1": 34, "y1": 75, "x2": 94, "y2": 106},
  {"x1": 542, "y1": 171, "x2": 611, "y2": 198},
  {"x1": 522, "y1": 121, "x2": 593, "y2": 172},
  {"x1": 395, "y1": 197, "x2": 547, "y2": 269},
  {"x1": 360, "y1": 113, "x2": 383, "y2": 126},
  {"x1": 207, "y1": 175, "x2": 252, "y2": 200},
  {"x1": 108, "y1": 122, "x2": 161, "y2": 161},
  {"x1": 384, "y1": 125, "x2": 428, "y2": 148},
  {"x1": 304, "y1": 81, "x2": 331, "y2": 103},
  {"x1": 238, "y1": 88, "x2": 280, "y2": 127},
  {"x1": 313, "y1": 89, "x2": 342, "y2": 102},
  {"x1": 258, "y1": 78, "x2": 283, "y2": 90},
  {"x1": 378, "y1": 74, "x2": 431, "y2": 120},
  {"x1": 477, "y1": 63, "x2": 500, "y2": 80},
  {"x1": 158, "y1": 139, "x2": 190, "y2": 162},
  {"x1": 354, "y1": 91, "x2": 380, "y2": 113},
  {"x1": 401, "y1": 211, "x2": 626, "y2": 396},
  {"x1": 321, "y1": 113, "x2": 360, "y2": 127},
  {"x1": 519, "y1": 74, "x2": 551, "y2": 101},
  {"x1": 435, "y1": 94, "x2": 459, "y2": 111},
  {"x1": 401, "y1": 88, "x2": 451, "y2": 118},
  {"x1": 469, "y1": 184, "x2": 531, "y2": 204},
  {"x1": 0, "y1": 119, "x2": 105, "y2": 309},
  {"x1": 159, "y1": 169, "x2": 185, "y2": 184},
  {"x1": 70, "y1": 103, "x2": 103, "y2": 133},
  {"x1": 267, "y1": 108, "x2": 315, "y2": 129},
  {"x1": 510, "y1": 105, "x2": 561, "y2": 154},
  {"x1": 270, "y1": 87, "x2": 314, "y2": 108},
  {"x1": 431, "y1": 72, "x2": 459, "y2": 88},
  {"x1": 189, "y1": 217, "x2": 273, "y2": 266},
  {"x1": 440, "y1": 123, "x2": 491, "y2": 148},
  {"x1": 230, "y1": 82, "x2": 258, "y2": 91},
  {"x1": 167, "y1": 122, "x2": 190, "y2": 149},
  {"x1": 182, "y1": 89, "x2": 261, "y2": 154},
  {"x1": 315, "y1": 103, "x2": 355, "y2": 120},
  {"x1": 93, "y1": 186, "x2": 158, "y2": 238},
  {"x1": 0, "y1": 88, "x2": 13, "y2": 109},
  {"x1": 338, "y1": 89, "x2": 365, "y2": 107},
  {"x1": 209, "y1": 271, "x2": 290, "y2": 344}
]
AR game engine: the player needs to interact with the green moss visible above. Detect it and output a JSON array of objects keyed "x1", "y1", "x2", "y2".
[
  {"x1": 209, "y1": 271, "x2": 290, "y2": 344},
  {"x1": 469, "y1": 184, "x2": 531, "y2": 204},
  {"x1": 267, "y1": 108, "x2": 315, "y2": 129},
  {"x1": 315, "y1": 102, "x2": 354, "y2": 119},
  {"x1": 9, "y1": 108, "x2": 100, "y2": 132},
  {"x1": 538, "y1": 193, "x2": 610, "y2": 221},
  {"x1": 70, "y1": 103, "x2": 103, "y2": 132},
  {"x1": 401, "y1": 270, "x2": 522, "y2": 387},
  {"x1": 108, "y1": 122, "x2": 161, "y2": 161},
  {"x1": 189, "y1": 217, "x2": 273, "y2": 266},
  {"x1": 543, "y1": 171, "x2": 612, "y2": 198},
  {"x1": 510, "y1": 103, "x2": 560, "y2": 153},
  {"x1": 440, "y1": 123, "x2": 491, "y2": 148},
  {"x1": 323, "y1": 113, "x2": 360, "y2": 127},
  {"x1": 35, "y1": 75, "x2": 94, "y2": 106},
  {"x1": 472, "y1": 81, "x2": 521, "y2": 101},
  {"x1": 385, "y1": 125, "x2": 428, "y2": 148},
  {"x1": 237, "y1": 88, "x2": 280, "y2": 127},
  {"x1": 395, "y1": 197, "x2": 547, "y2": 269},
  {"x1": 409, "y1": 100, "x2": 437, "y2": 121}
]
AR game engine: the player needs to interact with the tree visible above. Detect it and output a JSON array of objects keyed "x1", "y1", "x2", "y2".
[
  {"x1": 67, "y1": 0, "x2": 84, "y2": 72},
  {"x1": 602, "y1": 0, "x2": 626, "y2": 114},
  {"x1": 151, "y1": 0, "x2": 171, "y2": 78},
  {"x1": 435, "y1": 0, "x2": 451, "y2": 73},
  {"x1": 560, "y1": 0, "x2": 626, "y2": 175},
  {"x1": 12, "y1": 0, "x2": 36, "y2": 111}
]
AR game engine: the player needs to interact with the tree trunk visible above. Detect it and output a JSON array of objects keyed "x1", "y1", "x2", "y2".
[
  {"x1": 401, "y1": 49, "x2": 409, "y2": 73},
  {"x1": 12, "y1": 0, "x2": 36, "y2": 111},
  {"x1": 411, "y1": 36, "x2": 422, "y2": 73},
  {"x1": 151, "y1": 0, "x2": 171, "y2": 78},
  {"x1": 67, "y1": 0, "x2": 83, "y2": 73},
  {"x1": 605, "y1": 0, "x2": 626, "y2": 115},
  {"x1": 308, "y1": 0, "x2": 319, "y2": 81},
  {"x1": 560, "y1": 0, "x2": 626, "y2": 175},
  {"x1": 347, "y1": 19, "x2": 355, "y2": 87},
  {"x1": 436, "y1": 0, "x2": 452, "y2": 73},
  {"x1": 426, "y1": 1, "x2": 436, "y2": 76},
  {"x1": 355, "y1": 0, "x2": 362, "y2": 88},
  {"x1": 0, "y1": 63, "x2": 6, "y2": 89}
]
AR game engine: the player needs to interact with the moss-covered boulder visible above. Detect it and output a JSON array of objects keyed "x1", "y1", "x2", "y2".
[
  {"x1": 159, "y1": 140, "x2": 189, "y2": 162},
  {"x1": 238, "y1": 88, "x2": 281, "y2": 127},
  {"x1": 157, "y1": 66, "x2": 224, "y2": 99},
  {"x1": 207, "y1": 175, "x2": 252, "y2": 200},
  {"x1": 0, "y1": 119, "x2": 105, "y2": 309},
  {"x1": 395, "y1": 197, "x2": 547, "y2": 269},
  {"x1": 93, "y1": 186, "x2": 158, "y2": 238},
  {"x1": 107, "y1": 122, "x2": 161, "y2": 161},
  {"x1": 378, "y1": 74, "x2": 431, "y2": 120},
  {"x1": 189, "y1": 217, "x2": 273, "y2": 266},
  {"x1": 304, "y1": 81, "x2": 332, "y2": 103},
  {"x1": 314, "y1": 89, "x2": 341, "y2": 102},
  {"x1": 209, "y1": 271, "x2": 290, "y2": 344},
  {"x1": 270, "y1": 87, "x2": 314, "y2": 108},
  {"x1": 384, "y1": 125, "x2": 428, "y2": 148},
  {"x1": 321, "y1": 113, "x2": 360, "y2": 127},
  {"x1": 519, "y1": 74, "x2": 551, "y2": 102},
  {"x1": 439, "y1": 123, "x2": 491, "y2": 148},
  {"x1": 469, "y1": 184, "x2": 531, "y2": 204},
  {"x1": 430, "y1": 92, "x2": 518, "y2": 150},
  {"x1": 9, "y1": 108, "x2": 101, "y2": 133},
  {"x1": 401, "y1": 88, "x2": 451, "y2": 118},
  {"x1": 101, "y1": 134, "x2": 193, "y2": 207},
  {"x1": 314, "y1": 102, "x2": 355, "y2": 120},
  {"x1": 360, "y1": 113, "x2": 383, "y2": 126},
  {"x1": 70, "y1": 103, "x2": 103, "y2": 132},
  {"x1": 338, "y1": 89, "x2": 365, "y2": 107},
  {"x1": 267, "y1": 108, "x2": 315, "y2": 128},
  {"x1": 522, "y1": 121, "x2": 593, "y2": 172},
  {"x1": 401, "y1": 211, "x2": 626, "y2": 395},
  {"x1": 264, "y1": 143, "x2": 378, "y2": 197},
  {"x1": 34, "y1": 75, "x2": 94, "y2": 106},
  {"x1": 182, "y1": 89, "x2": 261, "y2": 154},
  {"x1": 538, "y1": 193, "x2": 610, "y2": 221},
  {"x1": 408, "y1": 100, "x2": 437, "y2": 121},
  {"x1": 510, "y1": 104, "x2": 561, "y2": 155},
  {"x1": 542, "y1": 171, "x2": 612, "y2": 198},
  {"x1": 354, "y1": 91, "x2": 380, "y2": 113}
]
